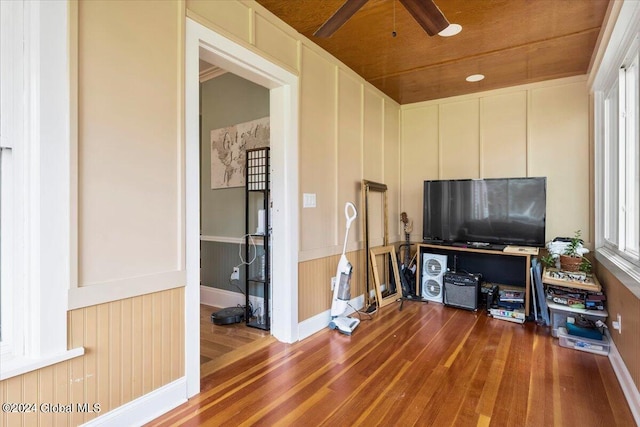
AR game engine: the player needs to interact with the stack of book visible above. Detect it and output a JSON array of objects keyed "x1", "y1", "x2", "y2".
[
  {"x1": 489, "y1": 288, "x2": 526, "y2": 324},
  {"x1": 542, "y1": 268, "x2": 606, "y2": 310},
  {"x1": 499, "y1": 289, "x2": 525, "y2": 306},
  {"x1": 489, "y1": 307, "x2": 526, "y2": 324}
]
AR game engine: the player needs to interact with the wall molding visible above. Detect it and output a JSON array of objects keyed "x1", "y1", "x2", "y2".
[
  {"x1": 401, "y1": 75, "x2": 587, "y2": 110},
  {"x1": 201, "y1": 235, "x2": 244, "y2": 244},
  {"x1": 607, "y1": 331, "x2": 640, "y2": 425},
  {"x1": 200, "y1": 285, "x2": 245, "y2": 308},
  {"x1": 199, "y1": 64, "x2": 227, "y2": 83},
  {"x1": 80, "y1": 377, "x2": 187, "y2": 427},
  {"x1": 299, "y1": 243, "x2": 363, "y2": 263},
  {"x1": 68, "y1": 270, "x2": 185, "y2": 309},
  {"x1": 200, "y1": 234, "x2": 264, "y2": 245}
]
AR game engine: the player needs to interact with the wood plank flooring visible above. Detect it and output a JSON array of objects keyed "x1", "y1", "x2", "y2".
[
  {"x1": 200, "y1": 304, "x2": 272, "y2": 377},
  {"x1": 152, "y1": 302, "x2": 635, "y2": 426}
]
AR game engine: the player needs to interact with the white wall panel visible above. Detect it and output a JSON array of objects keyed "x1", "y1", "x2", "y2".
[
  {"x1": 255, "y1": 12, "x2": 299, "y2": 72},
  {"x1": 299, "y1": 46, "x2": 337, "y2": 251},
  {"x1": 337, "y1": 70, "x2": 363, "y2": 248},
  {"x1": 384, "y1": 100, "x2": 401, "y2": 242},
  {"x1": 77, "y1": 0, "x2": 182, "y2": 286},
  {"x1": 401, "y1": 77, "x2": 589, "y2": 245},
  {"x1": 363, "y1": 88, "x2": 384, "y2": 183},
  {"x1": 363, "y1": 88, "x2": 385, "y2": 246},
  {"x1": 528, "y1": 82, "x2": 589, "y2": 241},
  {"x1": 480, "y1": 91, "x2": 527, "y2": 178},
  {"x1": 401, "y1": 105, "x2": 439, "y2": 240},
  {"x1": 186, "y1": 0, "x2": 251, "y2": 44},
  {"x1": 440, "y1": 99, "x2": 480, "y2": 179}
]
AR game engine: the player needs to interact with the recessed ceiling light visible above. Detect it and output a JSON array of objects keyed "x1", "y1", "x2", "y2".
[
  {"x1": 438, "y1": 24, "x2": 462, "y2": 37},
  {"x1": 466, "y1": 74, "x2": 485, "y2": 82}
]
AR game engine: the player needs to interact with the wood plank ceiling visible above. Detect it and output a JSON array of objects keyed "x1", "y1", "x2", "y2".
[{"x1": 255, "y1": 0, "x2": 612, "y2": 104}]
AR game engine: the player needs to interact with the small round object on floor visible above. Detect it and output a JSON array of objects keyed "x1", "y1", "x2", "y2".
[{"x1": 211, "y1": 307, "x2": 245, "y2": 325}]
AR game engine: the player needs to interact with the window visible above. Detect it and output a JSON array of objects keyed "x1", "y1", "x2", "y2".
[
  {"x1": 0, "y1": 0, "x2": 83, "y2": 380},
  {"x1": 594, "y1": 1, "x2": 640, "y2": 281},
  {"x1": 601, "y1": 52, "x2": 639, "y2": 264},
  {"x1": 620, "y1": 53, "x2": 639, "y2": 259}
]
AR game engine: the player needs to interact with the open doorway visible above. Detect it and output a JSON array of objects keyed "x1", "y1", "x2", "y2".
[
  {"x1": 198, "y1": 68, "x2": 272, "y2": 376},
  {"x1": 185, "y1": 19, "x2": 299, "y2": 397}
]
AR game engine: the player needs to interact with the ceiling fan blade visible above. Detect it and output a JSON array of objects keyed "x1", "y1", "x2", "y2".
[
  {"x1": 314, "y1": 0, "x2": 369, "y2": 38},
  {"x1": 399, "y1": 0, "x2": 450, "y2": 36}
]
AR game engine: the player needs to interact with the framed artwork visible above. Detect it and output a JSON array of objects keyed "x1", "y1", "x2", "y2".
[{"x1": 210, "y1": 116, "x2": 269, "y2": 189}]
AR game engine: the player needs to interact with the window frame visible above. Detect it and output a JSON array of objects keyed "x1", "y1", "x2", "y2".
[
  {"x1": 620, "y1": 52, "x2": 639, "y2": 260},
  {"x1": 0, "y1": 0, "x2": 83, "y2": 381},
  {"x1": 602, "y1": 81, "x2": 619, "y2": 249},
  {"x1": 593, "y1": 0, "x2": 640, "y2": 286}
]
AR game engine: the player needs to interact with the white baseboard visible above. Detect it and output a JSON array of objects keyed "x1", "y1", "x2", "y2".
[
  {"x1": 298, "y1": 294, "x2": 364, "y2": 340},
  {"x1": 200, "y1": 285, "x2": 244, "y2": 308},
  {"x1": 608, "y1": 333, "x2": 640, "y2": 425},
  {"x1": 80, "y1": 377, "x2": 187, "y2": 427}
]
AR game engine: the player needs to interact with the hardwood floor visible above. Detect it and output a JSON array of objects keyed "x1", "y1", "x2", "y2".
[
  {"x1": 152, "y1": 302, "x2": 635, "y2": 426},
  {"x1": 200, "y1": 304, "x2": 273, "y2": 377}
]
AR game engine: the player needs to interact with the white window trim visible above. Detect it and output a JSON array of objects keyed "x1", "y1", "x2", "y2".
[
  {"x1": 592, "y1": 0, "x2": 640, "y2": 295},
  {"x1": 0, "y1": 0, "x2": 83, "y2": 381}
]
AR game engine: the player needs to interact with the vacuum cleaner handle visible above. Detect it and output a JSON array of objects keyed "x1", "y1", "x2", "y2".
[{"x1": 345, "y1": 202, "x2": 357, "y2": 228}]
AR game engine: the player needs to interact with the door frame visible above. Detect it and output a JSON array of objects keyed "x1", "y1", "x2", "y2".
[{"x1": 185, "y1": 18, "x2": 299, "y2": 397}]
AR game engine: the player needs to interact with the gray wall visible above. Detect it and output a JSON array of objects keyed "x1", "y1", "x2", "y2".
[{"x1": 200, "y1": 73, "x2": 269, "y2": 292}]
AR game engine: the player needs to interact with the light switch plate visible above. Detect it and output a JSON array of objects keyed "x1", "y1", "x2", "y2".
[{"x1": 303, "y1": 193, "x2": 316, "y2": 208}]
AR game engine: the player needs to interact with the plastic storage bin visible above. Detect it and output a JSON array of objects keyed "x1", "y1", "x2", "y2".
[
  {"x1": 548, "y1": 301, "x2": 608, "y2": 338},
  {"x1": 557, "y1": 327, "x2": 610, "y2": 356}
]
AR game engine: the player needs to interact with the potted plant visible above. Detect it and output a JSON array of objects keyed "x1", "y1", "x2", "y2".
[
  {"x1": 540, "y1": 253, "x2": 556, "y2": 269},
  {"x1": 560, "y1": 230, "x2": 591, "y2": 273}
]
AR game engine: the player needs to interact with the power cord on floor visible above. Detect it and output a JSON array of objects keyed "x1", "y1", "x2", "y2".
[{"x1": 347, "y1": 302, "x2": 374, "y2": 321}]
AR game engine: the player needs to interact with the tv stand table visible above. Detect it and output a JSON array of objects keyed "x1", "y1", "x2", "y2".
[{"x1": 416, "y1": 243, "x2": 538, "y2": 316}]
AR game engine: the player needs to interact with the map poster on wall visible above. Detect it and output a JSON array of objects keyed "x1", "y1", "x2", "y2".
[{"x1": 210, "y1": 116, "x2": 270, "y2": 189}]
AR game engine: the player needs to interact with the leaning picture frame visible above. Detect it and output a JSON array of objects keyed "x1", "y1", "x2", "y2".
[{"x1": 369, "y1": 245, "x2": 402, "y2": 308}]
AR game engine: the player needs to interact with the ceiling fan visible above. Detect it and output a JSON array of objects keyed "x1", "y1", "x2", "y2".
[{"x1": 314, "y1": 0, "x2": 450, "y2": 38}]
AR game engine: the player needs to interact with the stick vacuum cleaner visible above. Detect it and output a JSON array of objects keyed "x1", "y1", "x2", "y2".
[{"x1": 328, "y1": 202, "x2": 361, "y2": 335}]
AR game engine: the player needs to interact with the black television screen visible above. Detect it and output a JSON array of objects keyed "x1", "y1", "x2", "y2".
[{"x1": 423, "y1": 177, "x2": 546, "y2": 247}]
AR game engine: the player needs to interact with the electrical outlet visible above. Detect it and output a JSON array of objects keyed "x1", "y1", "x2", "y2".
[
  {"x1": 230, "y1": 267, "x2": 240, "y2": 281},
  {"x1": 612, "y1": 313, "x2": 622, "y2": 334}
]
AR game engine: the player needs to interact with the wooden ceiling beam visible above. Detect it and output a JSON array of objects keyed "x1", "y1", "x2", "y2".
[
  {"x1": 313, "y1": 0, "x2": 369, "y2": 38},
  {"x1": 399, "y1": 0, "x2": 449, "y2": 36}
]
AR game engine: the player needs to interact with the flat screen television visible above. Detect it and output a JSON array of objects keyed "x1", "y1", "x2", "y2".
[{"x1": 423, "y1": 177, "x2": 546, "y2": 247}]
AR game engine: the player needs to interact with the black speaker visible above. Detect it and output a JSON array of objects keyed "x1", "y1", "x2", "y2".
[{"x1": 443, "y1": 272, "x2": 480, "y2": 311}]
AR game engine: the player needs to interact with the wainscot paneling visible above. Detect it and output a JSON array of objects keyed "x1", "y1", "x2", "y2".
[
  {"x1": 298, "y1": 250, "x2": 366, "y2": 322},
  {"x1": 201, "y1": 240, "x2": 250, "y2": 294},
  {"x1": 595, "y1": 261, "x2": 640, "y2": 393},
  {"x1": 0, "y1": 288, "x2": 184, "y2": 427}
]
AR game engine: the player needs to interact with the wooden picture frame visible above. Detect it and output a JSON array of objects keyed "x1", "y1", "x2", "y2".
[
  {"x1": 362, "y1": 180, "x2": 388, "y2": 307},
  {"x1": 369, "y1": 245, "x2": 401, "y2": 308}
]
